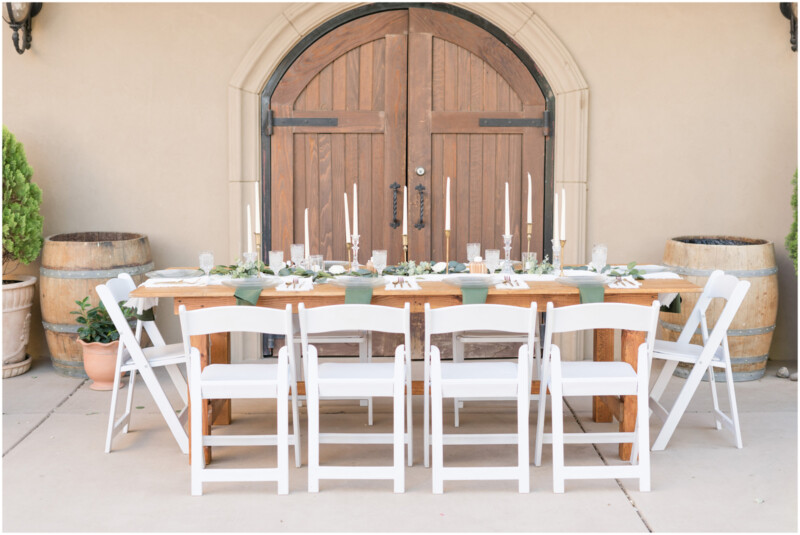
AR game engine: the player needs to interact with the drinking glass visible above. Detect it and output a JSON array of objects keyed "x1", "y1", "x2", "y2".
[
  {"x1": 484, "y1": 249, "x2": 500, "y2": 273},
  {"x1": 522, "y1": 251, "x2": 537, "y2": 272},
  {"x1": 199, "y1": 251, "x2": 214, "y2": 276},
  {"x1": 290, "y1": 244, "x2": 305, "y2": 267},
  {"x1": 372, "y1": 250, "x2": 388, "y2": 275},
  {"x1": 268, "y1": 250, "x2": 284, "y2": 274},
  {"x1": 591, "y1": 243, "x2": 608, "y2": 272},
  {"x1": 466, "y1": 242, "x2": 481, "y2": 263},
  {"x1": 309, "y1": 254, "x2": 324, "y2": 273}
]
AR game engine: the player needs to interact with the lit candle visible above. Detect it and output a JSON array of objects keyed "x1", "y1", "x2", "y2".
[
  {"x1": 304, "y1": 208, "x2": 310, "y2": 258},
  {"x1": 560, "y1": 187, "x2": 566, "y2": 241},
  {"x1": 344, "y1": 192, "x2": 351, "y2": 244},
  {"x1": 246, "y1": 204, "x2": 253, "y2": 253},
  {"x1": 254, "y1": 182, "x2": 261, "y2": 234},
  {"x1": 504, "y1": 182, "x2": 510, "y2": 236},
  {"x1": 526, "y1": 173, "x2": 532, "y2": 225},
  {"x1": 353, "y1": 183, "x2": 358, "y2": 236},
  {"x1": 402, "y1": 186, "x2": 408, "y2": 235},
  {"x1": 445, "y1": 177, "x2": 451, "y2": 231},
  {"x1": 553, "y1": 192, "x2": 559, "y2": 243}
]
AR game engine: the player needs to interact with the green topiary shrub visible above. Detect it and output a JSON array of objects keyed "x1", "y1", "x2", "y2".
[
  {"x1": 2, "y1": 126, "x2": 43, "y2": 269},
  {"x1": 787, "y1": 170, "x2": 798, "y2": 274}
]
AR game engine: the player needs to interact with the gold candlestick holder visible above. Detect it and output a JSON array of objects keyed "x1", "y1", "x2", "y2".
[
  {"x1": 526, "y1": 223, "x2": 532, "y2": 254},
  {"x1": 254, "y1": 233, "x2": 262, "y2": 267},
  {"x1": 402, "y1": 234, "x2": 408, "y2": 263},
  {"x1": 560, "y1": 239, "x2": 567, "y2": 277},
  {"x1": 445, "y1": 229, "x2": 451, "y2": 273},
  {"x1": 346, "y1": 242, "x2": 352, "y2": 270}
]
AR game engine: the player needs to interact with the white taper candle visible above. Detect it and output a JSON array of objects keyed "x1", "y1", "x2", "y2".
[
  {"x1": 561, "y1": 187, "x2": 566, "y2": 240},
  {"x1": 353, "y1": 183, "x2": 359, "y2": 236},
  {"x1": 504, "y1": 182, "x2": 510, "y2": 235},
  {"x1": 527, "y1": 173, "x2": 532, "y2": 225},
  {"x1": 246, "y1": 204, "x2": 253, "y2": 253},
  {"x1": 445, "y1": 177, "x2": 451, "y2": 231},
  {"x1": 344, "y1": 192, "x2": 351, "y2": 244},
  {"x1": 304, "y1": 208, "x2": 310, "y2": 258},
  {"x1": 254, "y1": 182, "x2": 260, "y2": 234}
]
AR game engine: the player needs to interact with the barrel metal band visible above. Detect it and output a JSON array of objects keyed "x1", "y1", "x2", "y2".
[
  {"x1": 43, "y1": 319, "x2": 137, "y2": 334},
  {"x1": 663, "y1": 264, "x2": 778, "y2": 277},
  {"x1": 40, "y1": 262, "x2": 154, "y2": 279},
  {"x1": 659, "y1": 320, "x2": 776, "y2": 337}
]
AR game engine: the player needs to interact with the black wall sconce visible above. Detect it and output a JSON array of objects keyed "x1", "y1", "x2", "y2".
[
  {"x1": 2, "y1": 2, "x2": 42, "y2": 55},
  {"x1": 780, "y1": 2, "x2": 797, "y2": 52}
]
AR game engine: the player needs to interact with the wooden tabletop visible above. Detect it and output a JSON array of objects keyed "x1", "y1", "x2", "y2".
[{"x1": 130, "y1": 278, "x2": 701, "y2": 312}]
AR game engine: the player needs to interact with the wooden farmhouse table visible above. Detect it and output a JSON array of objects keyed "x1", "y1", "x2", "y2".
[{"x1": 131, "y1": 277, "x2": 700, "y2": 462}]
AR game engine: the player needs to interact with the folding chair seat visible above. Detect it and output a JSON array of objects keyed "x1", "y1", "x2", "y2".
[
  {"x1": 179, "y1": 304, "x2": 301, "y2": 495},
  {"x1": 97, "y1": 273, "x2": 189, "y2": 454},
  {"x1": 534, "y1": 301, "x2": 660, "y2": 493},
  {"x1": 290, "y1": 314, "x2": 374, "y2": 423},
  {"x1": 299, "y1": 303, "x2": 412, "y2": 493},
  {"x1": 649, "y1": 270, "x2": 750, "y2": 450},
  {"x1": 424, "y1": 303, "x2": 537, "y2": 494}
]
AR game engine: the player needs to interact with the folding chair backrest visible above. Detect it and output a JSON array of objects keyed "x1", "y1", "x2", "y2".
[
  {"x1": 179, "y1": 304, "x2": 294, "y2": 362},
  {"x1": 106, "y1": 273, "x2": 169, "y2": 347},
  {"x1": 677, "y1": 270, "x2": 750, "y2": 347},
  {"x1": 543, "y1": 301, "x2": 660, "y2": 363},
  {"x1": 424, "y1": 303, "x2": 537, "y2": 359}
]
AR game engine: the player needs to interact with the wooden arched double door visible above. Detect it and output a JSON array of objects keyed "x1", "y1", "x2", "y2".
[{"x1": 268, "y1": 8, "x2": 548, "y2": 265}]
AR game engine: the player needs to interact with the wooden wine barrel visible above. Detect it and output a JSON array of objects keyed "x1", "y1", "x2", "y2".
[
  {"x1": 39, "y1": 232, "x2": 153, "y2": 378},
  {"x1": 660, "y1": 236, "x2": 778, "y2": 381}
]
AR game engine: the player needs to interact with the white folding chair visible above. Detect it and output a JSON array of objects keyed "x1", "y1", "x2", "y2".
[
  {"x1": 290, "y1": 317, "x2": 375, "y2": 424},
  {"x1": 179, "y1": 304, "x2": 301, "y2": 496},
  {"x1": 425, "y1": 303, "x2": 536, "y2": 494},
  {"x1": 649, "y1": 270, "x2": 750, "y2": 450},
  {"x1": 535, "y1": 301, "x2": 660, "y2": 493},
  {"x1": 97, "y1": 273, "x2": 189, "y2": 454},
  {"x1": 299, "y1": 303, "x2": 411, "y2": 493},
  {"x1": 451, "y1": 317, "x2": 543, "y2": 427}
]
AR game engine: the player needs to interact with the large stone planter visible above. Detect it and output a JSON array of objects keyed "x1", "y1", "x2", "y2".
[
  {"x1": 40, "y1": 232, "x2": 153, "y2": 378},
  {"x1": 661, "y1": 236, "x2": 778, "y2": 381},
  {"x1": 2, "y1": 275, "x2": 37, "y2": 378}
]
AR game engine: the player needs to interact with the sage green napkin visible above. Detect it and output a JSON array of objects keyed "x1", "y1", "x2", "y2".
[
  {"x1": 578, "y1": 285, "x2": 605, "y2": 304},
  {"x1": 345, "y1": 287, "x2": 373, "y2": 304},
  {"x1": 234, "y1": 287, "x2": 262, "y2": 306},
  {"x1": 134, "y1": 308, "x2": 155, "y2": 321},
  {"x1": 461, "y1": 287, "x2": 489, "y2": 304},
  {"x1": 660, "y1": 293, "x2": 682, "y2": 313}
]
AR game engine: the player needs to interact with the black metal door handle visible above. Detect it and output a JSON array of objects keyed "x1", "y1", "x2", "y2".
[
  {"x1": 414, "y1": 184, "x2": 425, "y2": 230},
  {"x1": 389, "y1": 183, "x2": 401, "y2": 229}
]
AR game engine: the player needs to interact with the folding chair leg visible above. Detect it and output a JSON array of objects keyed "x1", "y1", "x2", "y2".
[
  {"x1": 138, "y1": 365, "x2": 189, "y2": 454},
  {"x1": 393, "y1": 385, "x2": 405, "y2": 493},
  {"x1": 452, "y1": 332, "x2": 463, "y2": 428},
  {"x1": 122, "y1": 370, "x2": 137, "y2": 434},
  {"x1": 165, "y1": 363, "x2": 188, "y2": 406},
  {"x1": 650, "y1": 359, "x2": 679, "y2": 404},
  {"x1": 289, "y1": 366, "x2": 302, "y2": 468},
  {"x1": 308, "y1": 388, "x2": 320, "y2": 493},
  {"x1": 358, "y1": 337, "x2": 374, "y2": 425},
  {"x1": 277, "y1": 381, "x2": 289, "y2": 495},
  {"x1": 431, "y1": 370, "x2": 444, "y2": 494},
  {"x1": 407, "y1": 366, "x2": 414, "y2": 467},
  {"x1": 293, "y1": 342, "x2": 304, "y2": 408},
  {"x1": 104, "y1": 366, "x2": 124, "y2": 453},
  {"x1": 517, "y1": 390, "x2": 530, "y2": 493},
  {"x1": 424, "y1": 358, "x2": 431, "y2": 468},
  {"x1": 551, "y1": 391, "x2": 565, "y2": 494},
  {"x1": 190, "y1": 364, "x2": 204, "y2": 496},
  {"x1": 534, "y1": 379, "x2": 548, "y2": 466},
  {"x1": 651, "y1": 362, "x2": 708, "y2": 451},
  {"x1": 707, "y1": 366, "x2": 722, "y2": 430},
  {"x1": 723, "y1": 363, "x2": 743, "y2": 448}
]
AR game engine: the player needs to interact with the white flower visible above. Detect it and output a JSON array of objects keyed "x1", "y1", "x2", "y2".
[
  {"x1": 432, "y1": 261, "x2": 447, "y2": 273},
  {"x1": 329, "y1": 265, "x2": 345, "y2": 275}
]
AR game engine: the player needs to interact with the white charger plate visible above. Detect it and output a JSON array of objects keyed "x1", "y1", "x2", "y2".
[
  {"x1": 328, "y1": 276, "x2": 386, "y2": 288},
  {"x1": 556, "y1": 274, "x2": 609, "y2": 287},
  {"x1": 146, "y1": 268, "x2": 204, "y2": 278},
  {"x1": 443, "y1": 274, "x2": 503, "y2": 288},
  {"x1": 221, "y1": 276, "x2": 282, "y2": 289}
]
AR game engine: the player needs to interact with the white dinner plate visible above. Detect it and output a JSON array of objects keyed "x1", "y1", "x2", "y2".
[
  {"x1": 146, "y1": 268, "x2": 204, "y2": 278},
  {"x1": 608, "y1": 264, "x2": 666, "y2": 274},
  {"x1": 328, "y1": 276, "x2": 386, "y2": 288},
  {"x1": 221, "y1": 276, "x2": 283, "y2": 289},
  {"x1": 556, "y1": 274, "x2": 609, "y2": 287},
  {"x1": 443, "y1": 274, "x2": 503, "y2": 288}
]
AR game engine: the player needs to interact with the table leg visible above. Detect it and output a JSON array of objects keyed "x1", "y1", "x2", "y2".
[
  {"x1": 209, "y1": 332, "x2": 231, "y2": 425},
  {"x1": 620, "y1": 329, "x2": 645, "y2": 461},
  {"x1": 189, "y1": 334, "x2": 212, "y2": 465},
  {"x1": 593, "y1": 329, "x2": 614, "y2": 423}
]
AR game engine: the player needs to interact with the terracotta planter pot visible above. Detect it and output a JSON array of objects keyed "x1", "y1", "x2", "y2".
[
  {"x1": 3, "y1": 275, "x2": 37, "y2": 378},
  {"x1": 79, "y1": 339, "x2": 122, "y2": 391}
]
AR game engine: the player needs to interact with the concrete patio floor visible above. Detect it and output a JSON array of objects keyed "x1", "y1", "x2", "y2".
[{"x1": 3, "y1": 356, "x2": 797, "y2": 532}]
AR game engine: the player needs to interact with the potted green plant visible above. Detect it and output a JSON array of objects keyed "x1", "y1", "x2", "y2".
[
  {"x1": 2, "y1": 126, "x2": 44, "y2": 378},
  {"x1": 71, "y1": 296, "x2": 133, "y2": 390},
  {"x1": 786, "y1": 170, "x2": 797, "y2": 274}
]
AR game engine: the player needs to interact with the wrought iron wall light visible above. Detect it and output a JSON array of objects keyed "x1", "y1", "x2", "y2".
[
  {"x1": 2, "y1": 2, "x2": 42, "y2": 55},
  {"x1": 780, "y1": 2, "x2": 797, "y2": 52}
]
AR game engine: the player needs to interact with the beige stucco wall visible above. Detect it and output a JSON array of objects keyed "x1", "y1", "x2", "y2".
[{"x1": 3, "y1": 2, "x2": 796, "y2": 364}]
